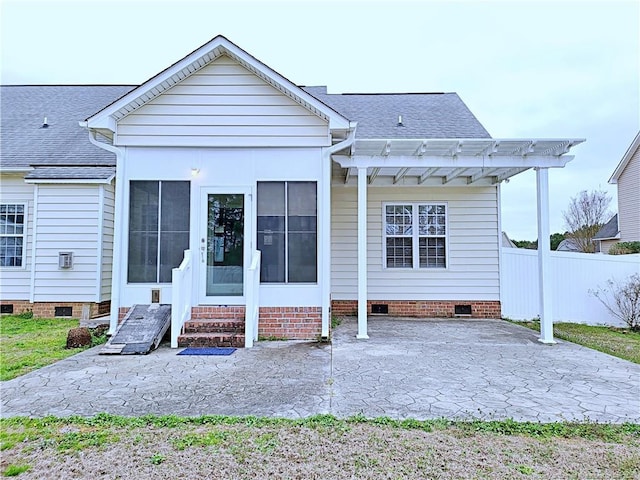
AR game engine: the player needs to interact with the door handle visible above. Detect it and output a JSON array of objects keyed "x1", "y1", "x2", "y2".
[{"x1": 200, "y1": 238, "x2": 206, "y2": 263}]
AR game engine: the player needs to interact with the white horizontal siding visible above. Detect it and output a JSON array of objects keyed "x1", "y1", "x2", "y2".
[
  {"x1": 331, "y1": 186, "x2": 500, "y2": 301},
  {"x1": 101, "y1": 184, "x2": 114, "y2": 300},
  {"x1": 116, "y1": 55, "x2": 330, "y2": 147},
  {"x1": 0, "y1": 174, "x2": 34, "y2": 300},
  {"x1": 618, "y1": 147, "x2": 639, "y2": 242},
  {"x1": 33, "y1": 185, "x2": 100, "y2": 302}
]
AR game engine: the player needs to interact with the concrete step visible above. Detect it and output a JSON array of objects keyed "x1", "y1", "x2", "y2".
[
  {"x1": 183, "y1": 320, "x2": 244, "y2": 334},
  {"x1": 178, "y1": 332, "x2": 245, "y2": 348}
]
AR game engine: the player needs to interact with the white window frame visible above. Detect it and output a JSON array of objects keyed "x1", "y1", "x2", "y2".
[
  {"x1": 383, "y1": 202, "x2": 448, "y2": 270},
  {"x1": 0, "y1": 203, "x2": 27, "y2": 269}
]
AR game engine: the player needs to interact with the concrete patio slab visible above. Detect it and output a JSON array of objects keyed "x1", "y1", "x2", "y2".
[{"x1": 1, "y1": 317, "x2": 639, "y2": 423}]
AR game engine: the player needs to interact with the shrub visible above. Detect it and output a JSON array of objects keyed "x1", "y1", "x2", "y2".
[
  {"x1": 590, "y1": 273, "x2": 640, "y2": 331},
  {"x1": 609, "y1": 242, "x2": 640, "y2": 255}
]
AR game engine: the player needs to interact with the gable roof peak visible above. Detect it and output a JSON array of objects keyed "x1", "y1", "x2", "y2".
[
  {"x1": 609, "y1": 131, "x2": 640, "y2": 184},
  {"x1": 86, "y1": 35, "x2": 350, "y2": 131}
]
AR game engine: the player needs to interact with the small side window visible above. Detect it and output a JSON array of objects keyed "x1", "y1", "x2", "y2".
[{"x1": 0, "y1": 204, "x2": 26, "y2": 267}]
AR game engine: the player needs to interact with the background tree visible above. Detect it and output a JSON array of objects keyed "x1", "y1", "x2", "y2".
[
  {"x1": 562, "y1": 189, "x2": 612, "y2": 253},
  {"x1": 550, "y1": 232, "x2": 566, "y2": 251},
  {"x1": 512, "y1": 233, "x2": 565, "y2": 250}
]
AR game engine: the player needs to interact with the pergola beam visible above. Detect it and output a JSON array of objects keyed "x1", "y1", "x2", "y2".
[
  {"x1": 418, "y1": 168, "x2": 439, "y2": 184},
  {"x1": 468, "y1": 167, "x2": 501, "y2": 184},
  {"x1": 443, "y1": 167, "x2": 467, "y2": 184},
  {"x1": 369, "y1": 167, "x2": 380, "y2": 184},
  {"x1": 334, "y1": 154, "x2": 574, "y2": 169},
  {"x1": 393, "y1": 167, "x2": 410, "y2": 184},
  {"x1": 493, "y1": 167, "x2": 530, "y2": 183},
  {"x1": 344, "y1": 167, "x2": 351, "y2": 184}
]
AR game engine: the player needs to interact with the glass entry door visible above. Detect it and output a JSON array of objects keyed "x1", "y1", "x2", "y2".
[{"x1": 200, "y1": 189, "x2": 251, "y2": 301}]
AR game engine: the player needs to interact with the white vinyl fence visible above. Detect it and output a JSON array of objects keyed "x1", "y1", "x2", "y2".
[{"x1": 501, "y1": 249, "x2": 640, "y2": 326}]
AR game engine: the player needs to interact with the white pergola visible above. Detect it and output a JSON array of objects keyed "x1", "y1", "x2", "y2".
[{"x1": 331, "y1": 137, "x2": 585, "y2": 344}]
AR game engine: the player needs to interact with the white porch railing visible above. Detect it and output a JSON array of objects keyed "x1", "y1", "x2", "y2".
[
  {"x1": 171, "y1": 250, "x2": 192, "y2": 348},
  {"x1": 245, "y1": 250, "x2": 261, "y2": 348}
]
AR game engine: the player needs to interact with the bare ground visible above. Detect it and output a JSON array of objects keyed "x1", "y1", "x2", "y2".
[{"x1": 2, "y1": 423, "x2": 639, "y2": 479}]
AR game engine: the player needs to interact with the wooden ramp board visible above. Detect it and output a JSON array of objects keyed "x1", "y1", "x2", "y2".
[{"x1": 100, "y1": 304, "x2": 171, "y2": 355}]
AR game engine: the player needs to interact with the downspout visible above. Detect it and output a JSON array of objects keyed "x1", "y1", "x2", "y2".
[
  {"x1": 82, "y1": 124, "x2": 124, "y2": 335},
  {"x1": 29, "y1": 184, "x2": 39, "y2": 303},
  {"x1": 497, "y1": 182, "x2": 503, "y2": 317},
  {"x1": 320, "y1": 122, "x2": 357, "y2": 339}
]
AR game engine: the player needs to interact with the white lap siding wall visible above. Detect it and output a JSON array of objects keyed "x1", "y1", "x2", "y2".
[
  {"x1": 32, "y1": 184, "x2": 111, "y2": 313},
  {"x1": 115, "y1": 55, "x2": 330, "y2": 148},
  {"x1": 617, "y1": 146, "x2": 639, "y2": 243},
  {"x1": 100, "y1": 184, "x2": 115, "y2": 300},
  {"x1": 1, "y1": 179, "x2": 112, "y2": 317},
  {"x1": 331, "y1": 185, "x2": 501, "y2": 316},
  {"x1": 0, "y1": 174, "x2": 34, "y2": 301}
]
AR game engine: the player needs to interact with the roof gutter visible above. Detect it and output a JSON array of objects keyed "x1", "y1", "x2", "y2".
[
  {"x1": 81, "y1": 121, "x2": 124, "y2": 336},
  {"x1": 320, "y1": 122, "x2": 357, "y2": 339}
]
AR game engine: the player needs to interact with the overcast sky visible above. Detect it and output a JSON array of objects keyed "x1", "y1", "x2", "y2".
[{"x1": 2, "y1": 0, "x2": 638, "y2": 240}]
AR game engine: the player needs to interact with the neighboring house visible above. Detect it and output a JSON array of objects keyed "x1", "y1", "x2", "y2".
[
  {"x1": 2, "y1": 36, "x2": 582, "y2": 345},
  {"x1": 608, "y1": 131, "x2": 640, "y2": 245},
  {"x1": 556, "y1": 238, "x2": 581, "y2": 252},
  {"x1": 501, "y1": 232, "x2": 517, "y2": 248},
  {"x1": 0, "y1": 86, "x2": 134, "y2": 318},
  {"x1": 593, "y1": 214, "x2": 619, "y2": 253}
]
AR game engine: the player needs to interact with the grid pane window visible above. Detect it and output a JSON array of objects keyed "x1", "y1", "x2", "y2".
[
  {"x1": 385, "y1": 203, "x2": 446, "y2": 269},
  {"x1": 386, "y1": 237, "x2": 413, "y2": 268},
  {"x1": 385, "y1": 205, "x2": 413, "y2": 268},
  {"x1": 419, "y1": 237, "x2": 446, "y2": 268},
  {"x1": 0, "y1": 204, "x2": 25, "y2": 267}
]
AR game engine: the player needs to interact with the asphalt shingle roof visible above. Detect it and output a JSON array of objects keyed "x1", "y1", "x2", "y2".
[
  {"x1": 1, "y1": 85, "x2": 134, "y2": 169},
  {"x1": 302, "y1": 86, "x2": 491, "y2": 139},
  {"x1": 24, "y1": 166, "x2": 115, "y2": 180},
  {"x1": 1, "y1": 85, "x2": 490, "y2": 177},
  {"x1": 593, "y1": 214, "x2": 619, "y2": 240}
]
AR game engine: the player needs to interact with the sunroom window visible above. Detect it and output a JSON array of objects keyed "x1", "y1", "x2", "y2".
[
  {"x1": 0, "y1": 204, "x2": 25, "y2": 267},
  {"x1": 257, "y1": 181, "x2": 317, "y2": 283},
  {"x1": 385, "y1": 203, "x2": 447, "y2": 269},
  {"x1": 128, "y1": 181, "x2": 190, "y2": 283}
]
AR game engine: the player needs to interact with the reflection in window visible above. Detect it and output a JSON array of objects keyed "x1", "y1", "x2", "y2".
[
  {"x1": 0, "y1": 204, "x2": 25, "y2": 267},
  {"x1": 384, "y1": 203, "x2": 447, "y2": 268},
  {"x1": 257, "y1": 182, "x2": 317, "y2": 283},
  {"x1": 128, "y1": 181, "x2": 190, "y2": 283}
]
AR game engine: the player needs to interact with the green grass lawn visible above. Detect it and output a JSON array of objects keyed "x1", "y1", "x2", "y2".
[
  {"x1": 510, "y1": 320, "x2": 640, "y2": 364},
  {"x1": 0, "y1": 314, "x2": 106, "y2": 381},
  {"x1": 1, "y1": 414, "x2": 638, "y2": 479}
]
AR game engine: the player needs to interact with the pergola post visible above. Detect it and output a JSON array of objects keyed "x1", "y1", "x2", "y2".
[
  {"x1": 357, "y1": 166, "x2": 369, "y2": 339},
  {"x1": 536, "y1": 167, "x2": 555, "y2": 344}
]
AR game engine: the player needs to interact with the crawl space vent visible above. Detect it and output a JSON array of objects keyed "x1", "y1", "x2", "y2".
[
  {"x1": 55, "y1": 306, "x2": 73, "y2": 317},
  {"x1": 1, "y1": 304, "x2": 14, "y2": 314},
  {"x1": 454, "y1": 304, "x2": 472, "y2": 316},
  {"x1": 371, "y1": 304, "x2": 389, "y2": 314}
]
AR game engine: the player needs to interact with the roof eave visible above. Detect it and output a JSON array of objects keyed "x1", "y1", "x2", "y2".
[
  {"x1": 0, "y1": 166, "x2": 35, "y2": 173},
  {"x1": 24, "y1": 175, "x2": 115, "y2": 184},
  {"x1": 609, "y1": 131, "x2": 640, "y2": 184}
]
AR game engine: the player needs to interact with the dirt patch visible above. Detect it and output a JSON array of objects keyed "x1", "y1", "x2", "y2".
[{"x1": 2, "y1": 423, "x2": 638, "y2": 479}]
